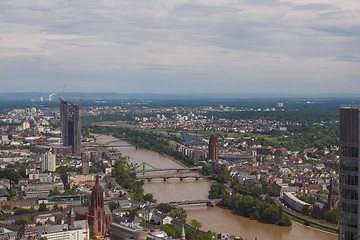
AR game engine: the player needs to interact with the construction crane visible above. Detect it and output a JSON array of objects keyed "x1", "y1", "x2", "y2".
[{"x1": 58, "y1": 84, "x2": 66, "y2": 102}]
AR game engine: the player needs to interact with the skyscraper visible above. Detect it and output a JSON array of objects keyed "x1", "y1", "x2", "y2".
[
  {"x1": 60, "y1": 100, "x2": 81, "y2": 153},
  {"x1": 208, "y1": 135, "x2": 219, "y2": 160},
  {"x1": 41, "y1": 152, "x2": 56, "y2": 172},
  {"x1": 339, "y1": 106, "x2": 360, "y2": 240}
]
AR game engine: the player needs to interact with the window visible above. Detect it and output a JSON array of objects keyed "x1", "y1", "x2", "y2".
[
  {"x1": 341, "y1": 202, "x2": 358, "y2": 214},
  {"x1": 340, "y1": 174, "x2": 358, "y2": 186},
  {"x1": 341, "y1": 147, "x2": 359, "y2": 158},
  {"x1": 340, "y1": 160, "x2": 359, "y2": 172},
  {"x1": 340, "y1": 188, "x2": 358, "y2": 200}
]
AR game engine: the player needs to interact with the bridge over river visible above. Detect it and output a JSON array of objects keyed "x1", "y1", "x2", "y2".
[
  {"x1": 169, "y1": 199, "x2": 222, "y2": 207},
  {"x1": 136, "y1": 171, "x2": 208, "y2": 181}
]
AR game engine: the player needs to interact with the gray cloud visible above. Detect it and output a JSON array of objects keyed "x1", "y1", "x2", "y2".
[{"x1": 0, "y1": 0, "x2": 359, "y2": 93}]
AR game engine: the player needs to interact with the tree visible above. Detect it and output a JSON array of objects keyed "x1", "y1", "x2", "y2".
[
  {"x1": 2, "y1": 205, "x2": 11, "y2": 210},
  {"x1": 208, "y1": 183, "x2": 228, "y2": 199},
  {"x1": 324, "y1": 208, "x2": 338, "y2": 224},
  {"x1": 185, "y1": 228, "x2": 197, "y2": 240},
  {"x1": 24, "y1": 216, "x2": 31, "y2": 223},
  {"x1": 144, "y1": 193, "x2": 156, "y2": 203},
  {"x1": 39, "y1": 203, "x2": 48, "y2": 212},
  {"x1": 14, "y1": 219, "x2": 27, "y2": 225},
  {"x1": 62, "y1": 189, "x2": 76, "y2": 195},
  {"x1": 190, "y1": 219, "x2": 202, "y2": 229},
  {"x1": 9, "y1": 187, "x2": 16, "y2": 197},
  {"x1": 139, "y1": 219, "x2": 150, "y2": 227},
  {"x1": 158, "y1": 203, "x2": 172, "y2": 214},
  {"x1": 90, "y1": 167, "x2": 103, "y2": 174},
  {"x1": 201, "y1": 165, "x2": 213, "y2": 176},
  {"x1": 302, "y1": 205, "x2": 311, "y2": 215},
  {"x1": 14, "y1": 208, "x2": 35, "y2": 215},
  {"x1": 53, "y1": 204, "x2": 59, "y2": 210},
  {"x1": 161, "y1": 224, "x2": 180, "y2": 238},
  {"x1": 216, "y1": 165, "x2": 231, "y2": 184},
  {"x1": 169, "y1": 208, "x2": 187, "y2": 223},
  {"x1": 197, "y1": 231, "x2": 216, "y2": 240},
  {"x1": 49, "y1": 189, "x2": 61, "y2": 196},
  {"x1": 89, "y1": 225, "x2": 95, "y2": 237},
  {"x1": 277, "y1": 213, "x2": 292, "y2": 226}
]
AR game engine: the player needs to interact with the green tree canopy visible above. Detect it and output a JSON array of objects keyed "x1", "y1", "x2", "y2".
[
  {"x1": 38, "y1": 203, "x2": 48, "y2": 212},
  {"x1": 158, "y1": 203, "x2": 172, "y2": 214}
]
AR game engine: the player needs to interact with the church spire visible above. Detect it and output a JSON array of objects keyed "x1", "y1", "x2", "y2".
[{"x1": 180, "y1": 224, "x2": 186, "y2": 240}]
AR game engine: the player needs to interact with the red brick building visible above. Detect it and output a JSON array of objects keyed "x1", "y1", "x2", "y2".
[
  {"x1": 89, "y1": 176, "x2": 109, "y2": 237},
  {"x1": 208, "y1": 135, "x2": 219, "y2": 160}
]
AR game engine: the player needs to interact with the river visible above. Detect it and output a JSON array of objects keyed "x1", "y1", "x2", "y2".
[{"x1": 94, "y1": 134, "x2": 338, "y2": 240}]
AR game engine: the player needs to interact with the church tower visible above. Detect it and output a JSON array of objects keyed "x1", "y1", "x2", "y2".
[
  {"x1": 327, "y1": 177, "x2": 336, "y2": 211},
  {"x1": 89, "y1": 175, "x2": 105, "y2": 237}
]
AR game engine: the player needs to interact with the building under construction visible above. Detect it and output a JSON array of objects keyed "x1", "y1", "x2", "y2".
[{"x1": 60, "y1": 100, "x2": 81, "y2": 153}]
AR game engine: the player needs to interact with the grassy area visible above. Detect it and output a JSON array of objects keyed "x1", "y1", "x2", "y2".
[
  {"x1": 275, "y1": 198, "x2": 338, "y2": 234},
  {"x1": 263, "y1": 136, "x2": 280, "y2": 144},
  {"x1": 283, "y1": 209, "x2": 338, "y2": 234},
  {"x1": 146, "y1": 127, "x2": 177, "y2": 133},
  {"x1": 95, "y1": 121, "x2": 136, "y2": 129},
  {"x1": 284, "y1": 212, "x2": 305, "y2": 224}
]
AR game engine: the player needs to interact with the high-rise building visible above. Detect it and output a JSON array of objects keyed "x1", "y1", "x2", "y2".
[
  {"x1": 82, "y1": 156, "x2": 90, "y2": 175},
  {"x1": 60, "y1": 100, "x2": 81, "y2": 153},
  {"x1": 339, "y1": 106, "x2": 360, "y2": 240},
  {"x1": 208, "y1": 135, "x2": 219, "y2": 160},
  {"x1": 41, "y1": 152, "x2": 56, "y2": 172}
]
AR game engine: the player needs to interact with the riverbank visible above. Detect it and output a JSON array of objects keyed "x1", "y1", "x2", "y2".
[
  {"x1": 94, "y1": 133, "x2": 338, "y2": 240},
  {"x1": 277, "y1": 201, "x2": 338, "y2": 234}
]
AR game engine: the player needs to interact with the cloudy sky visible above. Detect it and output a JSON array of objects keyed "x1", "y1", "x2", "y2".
[{"x1": 1, "y1": 0, "x2": 360, "y2": 94}]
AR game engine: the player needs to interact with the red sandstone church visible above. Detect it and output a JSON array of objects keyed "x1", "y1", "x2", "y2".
[{"x1": 68, "y1": 176, "x2": 113, "y2": 238}]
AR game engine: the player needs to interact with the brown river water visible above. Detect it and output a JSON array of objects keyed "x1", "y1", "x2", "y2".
[{"x1": 95, "y1": 134, "x2": 338, "y2": 240}]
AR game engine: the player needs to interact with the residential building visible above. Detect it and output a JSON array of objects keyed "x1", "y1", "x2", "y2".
[
  {"x1": 41, "y1": 152, "x2": 56, "y2": 172},
  {"x1": 19, "y1": 220, "x2": 88, "y2": 240}
]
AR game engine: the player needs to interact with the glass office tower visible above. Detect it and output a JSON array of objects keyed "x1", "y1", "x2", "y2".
[
  {"x1": 339, "y1": 106, "x2": 360, "y2": 240},
  {"x1": 60, "y1": 100, "x2": 81, "y2": 153}
]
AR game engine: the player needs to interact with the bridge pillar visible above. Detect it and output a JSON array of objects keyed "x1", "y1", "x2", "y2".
[
  {"x1": 163, "y1": 178, "x2": 167, "y2": 181},
  {"x1": 180, "y1": 177, "x2": 183, "y2": 181}
]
